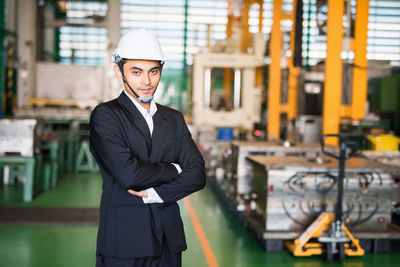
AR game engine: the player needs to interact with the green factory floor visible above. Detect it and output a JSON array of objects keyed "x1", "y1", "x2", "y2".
[{"x1": 1, "y1": 172, "x2": 399, "y2": 267}]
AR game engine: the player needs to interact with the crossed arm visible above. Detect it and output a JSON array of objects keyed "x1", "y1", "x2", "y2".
[
  {"x1": 145, "y1": 117, "x2": 206, "y2": 205},
  {"x1": 127, "y1": 163, "x2": 182, "y2": 199},
  {"x1": 126, "y1": 118, "x2": 206, "y2": 204},
  {"x1": 90, "y1": 105, "x2": 179, "y2": 191},
  {"x1": 90, "y1": 105, "x2": 205, "y2": 205}
]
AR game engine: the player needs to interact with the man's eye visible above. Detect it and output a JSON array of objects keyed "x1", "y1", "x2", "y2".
[
  {"x1": 151, "y1": 69, "x2": 159, "y2": 74},
  {"x1": 132, "y1": 71, "x2": 140, "y2": 75}
]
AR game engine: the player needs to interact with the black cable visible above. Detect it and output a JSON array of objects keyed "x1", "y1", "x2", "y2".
[
  {"x1": 299, "y1": 200, "x2": 314, "y2": 219},
  {"x1": 285, "y1": 172, "x2": 307, "y2": 193},
  {"x1": 310, "y1": 206, "x2": 322, "y2": 218},
  {"x1": 284, "y1": 173, "x2": 299, "y2": 189},
  {"x1": 307, "y1": 200, "x2": 321, "y2": 218},
  {"x1": 364, "y1": 172, "x2": 374, "y2": 186},
  {"x1": 320, "y1": 200, "x2": 327, "y2": 213},
  {"x1": 343, "y1": 200, "x2": 355, "y2": 223},
  {"x1": 349, "y1": 199, "x2": 363, "y2": 227},
  {"x1": 355, "y1": 201, "x2": 380, "y2": 227},
  {"x1": 315, "y1": 172, "x2": 337, "y2": 194},
  {"x1": 350, "y1": 200, "x2": 380, "y2": 227},
  {"x1": 285, "y1": 174, "x2": 298, "y2": 193},
  {"x1": 281, "y1": 200, "x2": 308, "y2": 227}
]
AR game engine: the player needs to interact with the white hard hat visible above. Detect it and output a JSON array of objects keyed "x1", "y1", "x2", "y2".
[{"x1": 112, "y1": 28, "x2": 166, "y2": 63}]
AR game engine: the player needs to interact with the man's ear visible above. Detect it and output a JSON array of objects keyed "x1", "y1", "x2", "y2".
[{"x1": 113, "y1": 64, "x2": 123, "y2": 81}]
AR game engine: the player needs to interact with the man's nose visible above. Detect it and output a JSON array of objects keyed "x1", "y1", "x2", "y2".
[{"x1": 142, "y1": 73, "x2": 151, "y2": 85}]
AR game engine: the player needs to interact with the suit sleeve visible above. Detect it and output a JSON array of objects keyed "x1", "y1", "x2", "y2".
[
  {"x1": 153, "y1": 115, "x2": 206, "y2": 205},
  {"x1": 90, "y1": 105, "x2": 178, "y2": 190}
]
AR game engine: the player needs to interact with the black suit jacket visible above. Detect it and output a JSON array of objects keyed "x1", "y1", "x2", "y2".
[{"x1": 90, "y1": 92, "x2": 206, "y2": 259}]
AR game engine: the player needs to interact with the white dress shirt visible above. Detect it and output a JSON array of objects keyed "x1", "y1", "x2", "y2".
[{"x1": 124, "y1": 90, "x2": 182, "y2": 203}]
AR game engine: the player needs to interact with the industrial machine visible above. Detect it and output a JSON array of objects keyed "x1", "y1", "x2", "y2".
[
  {"x1": 245, "y1": 143, "x2": 398, "y2": 253},
  {"x1": 191, "y1": 33, "x2": 265, "y2": 130},
  {"x1": 27, "y1": 62, "x2": 104, "y2": 110},
  {"x1": 227, "y1": 141, "x2": 335, "y2": 212},
  {"x1": 0, "y1": 119, "x2": 43, "y2": 201},
  {"x1": 0, "y1": 119, "x2": 41, "y2": 157}
]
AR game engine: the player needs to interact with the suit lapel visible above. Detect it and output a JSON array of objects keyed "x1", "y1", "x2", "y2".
[
  {"x1": 150, "y1": 105, "x2": 168, "y2": 162},
  {"x1": 117, "y1": 93, "x2": 152, "y2": 153},
  {"x1": 132, "y1": 115, "x2": 152, "y2": 156}
]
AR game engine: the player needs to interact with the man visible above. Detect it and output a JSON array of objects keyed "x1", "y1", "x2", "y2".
[{"x1": 90, "y1": 28, "x2": 206, "y2": 267}]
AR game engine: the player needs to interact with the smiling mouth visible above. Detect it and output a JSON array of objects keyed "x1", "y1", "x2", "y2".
[{"x1": 139, "y1": 88, "x2": 152, "y2": 93}]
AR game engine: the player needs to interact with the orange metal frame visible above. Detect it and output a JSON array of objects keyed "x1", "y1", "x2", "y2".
[
  {"x1": 267, "y1": 0, "x2": 369, "y2": 142},
  {"x1": 267, "y1": 0, "x2": 299, "y2": 140},
  {"x1": 225, "y1": 0, "x2": 264, "y2": 111},
  {"x1": 322, "y1": 0, "x2": 345, "y2": 144},
  {"x1": 351, "y1": 0, "x2": 369, "y2": 120},
  {"x1": 267, "y1": 0, "x2": 284, "y2": 140},
  {"x1": 323, "y1": 0, "x2": 370, "y2": 145}
]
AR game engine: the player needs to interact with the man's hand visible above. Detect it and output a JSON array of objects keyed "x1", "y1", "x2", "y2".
[{"x1": 127, "y1": 189, "x2": 148, "y2": 198}]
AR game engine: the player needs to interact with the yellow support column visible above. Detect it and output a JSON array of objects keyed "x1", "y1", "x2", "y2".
[
  {"x1": 256, "y1": 0, "x2": 264, "y2": 88},
  {"x1": 267, "y1": 0, "x2": 283, "y2": 140},
  {"x1": 241, "y1": 1, "x2": 251, "y2": 53},
  {"x1": 287, "y1": 0, "x2": 299, "y2": 120},
  {"x1": 287, "y1": 68, "x2": 299, "y2": 120},
  {"x1": 258, "y1": 0, "x2": 263, "y2": 33},
  {"x1": 226, "y1": 0, "x2": 233, "y2": 40},
  {"x1": 323, "y1": 0, "x2": 344, "y2": 143},
  {"x1": 223, "y1": 69, "x2": 233, "y2": 106},
  {"x1": 225, "y1": 0, "x2": 234, "y2": 107},
  {"x1": 351, "y1": 0, "x2": 369, "y2": 119}
]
